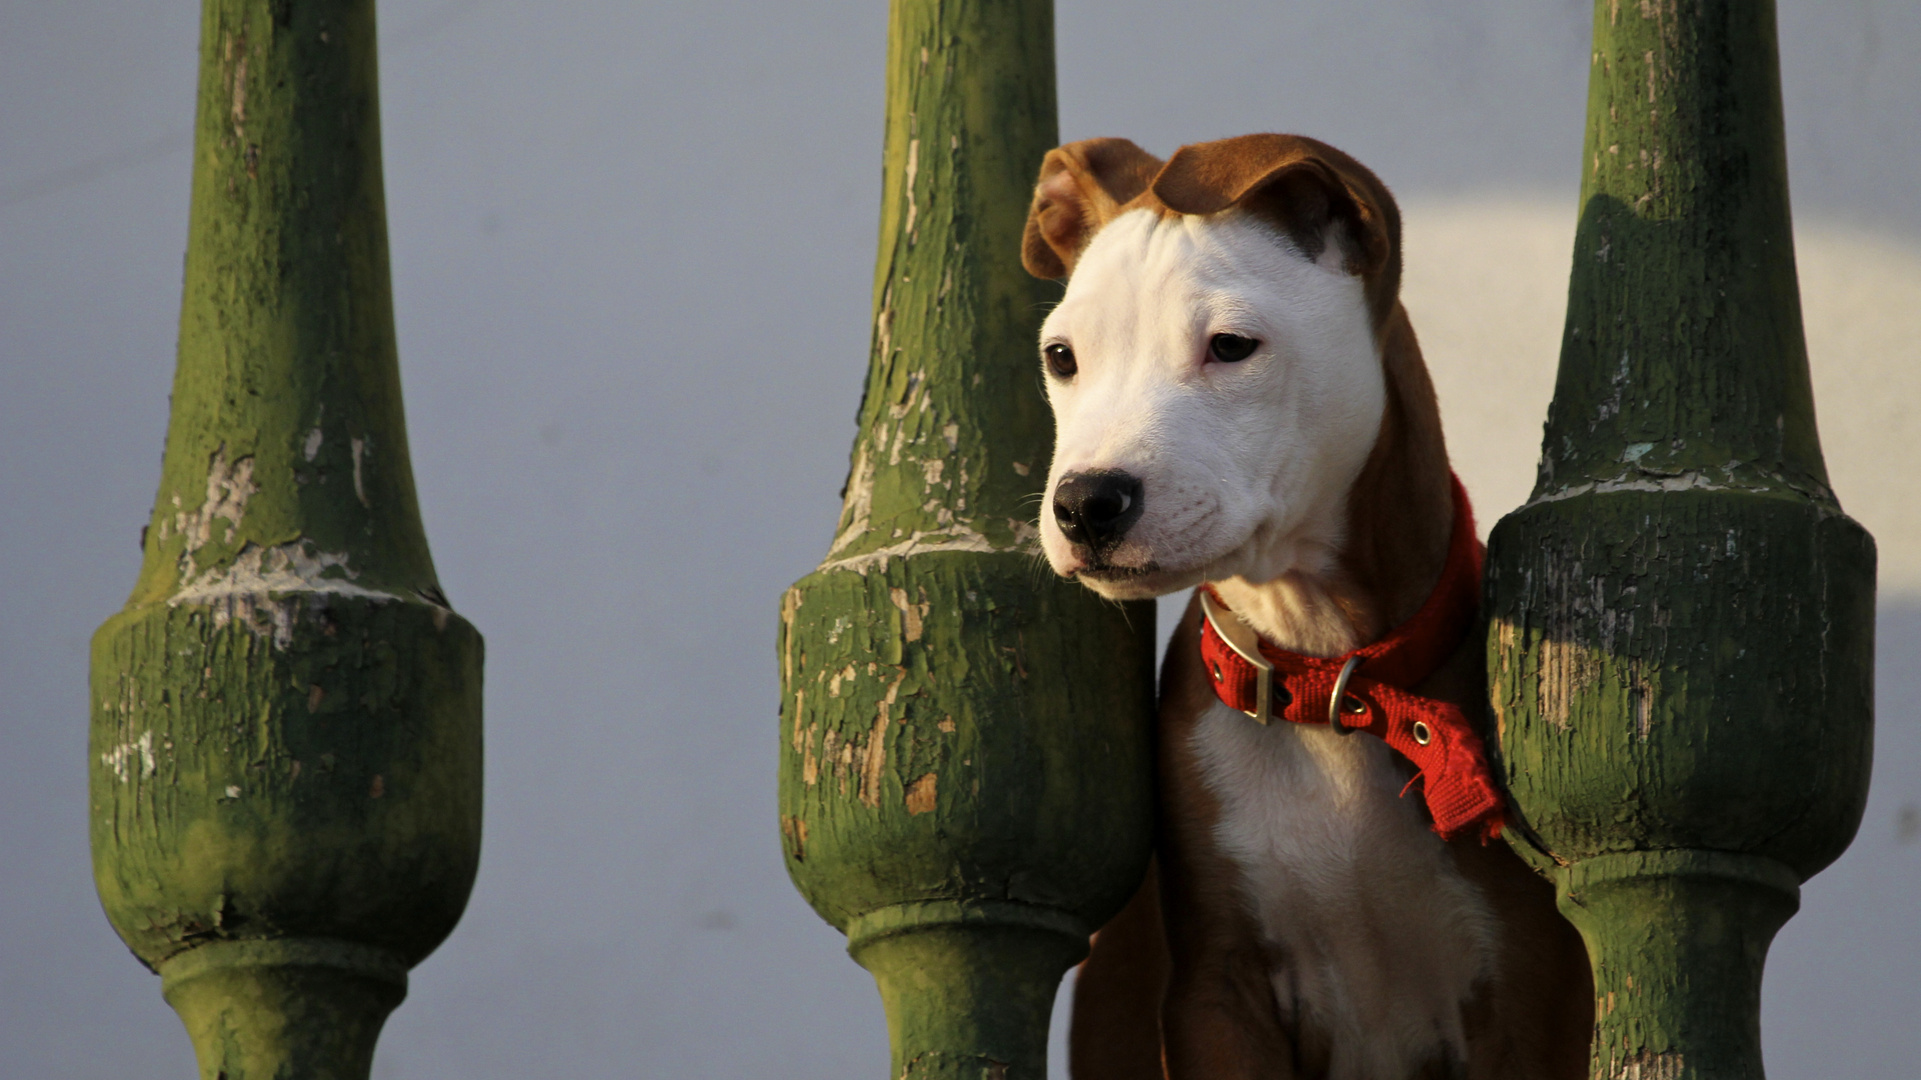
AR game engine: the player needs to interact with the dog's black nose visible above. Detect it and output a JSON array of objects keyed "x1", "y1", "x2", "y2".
[{"x1": 1053, "y1": 470, "x2": 1145, "y2": 551}]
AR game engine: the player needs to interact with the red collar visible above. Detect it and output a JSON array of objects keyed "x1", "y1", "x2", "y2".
[{"x1": 1198, "y1": 474, "x2": 1504, "y2": 843}]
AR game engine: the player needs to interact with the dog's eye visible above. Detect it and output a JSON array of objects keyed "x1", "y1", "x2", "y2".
[
  {"x1": 1208, "y1": 333, "x2": 1260, "y2": 363},
  {"x1": 1043, "y1": 342, "x2": 1078, "y2": 378}
]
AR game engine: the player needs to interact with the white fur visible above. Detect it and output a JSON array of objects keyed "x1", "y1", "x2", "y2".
[
  {"x1": 1038, "y1": 207, "x2": 1384, "y2": 600},
  {"x1": 1041, "y1": 207, "x2": 1496, "y2": 1076},
  {"x1": 1194, "y1": 695, "x2": 1497, "y2": 1078}
]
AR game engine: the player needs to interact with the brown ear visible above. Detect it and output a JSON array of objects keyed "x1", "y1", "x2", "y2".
[
  {"x1": 1150, "y1": 133, "x2": 1400, "y2": 324},
  {"x1": 1021, "y1": 138, "x2": 1165, "y2": 279}
]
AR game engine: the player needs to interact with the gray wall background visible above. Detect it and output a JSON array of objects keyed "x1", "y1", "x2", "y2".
[{"x1": 3, "y1": 1, "x2": 1917, "y2": 1077}]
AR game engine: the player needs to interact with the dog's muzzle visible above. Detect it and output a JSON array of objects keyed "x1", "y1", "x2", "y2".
[{"x1": 1052, "y1": 470, "x2": 1144, "y2": 554}]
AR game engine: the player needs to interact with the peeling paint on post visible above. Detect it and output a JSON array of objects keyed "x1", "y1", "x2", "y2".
[
  {"x1": 777, "y1": 1, "x2": 1156, "y2": 1077},
  {"x1": 1485, "y1": 3, "x2": 1875, "y2": 1078},
  {"x1": 89, "y1": 1, "x2": 482, "y2": 1077}
]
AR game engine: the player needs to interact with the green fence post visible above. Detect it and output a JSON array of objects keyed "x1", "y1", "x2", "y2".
[
  {"x1": 88, "y1": 1, "x2": 482, "y2": 1076},
  {"x1": 776, "y1": 0, "x2": 1157, "y2": 1077},
  {"x1": 1485, "y1": 3, "x2": 1875, "y2": 1078}
]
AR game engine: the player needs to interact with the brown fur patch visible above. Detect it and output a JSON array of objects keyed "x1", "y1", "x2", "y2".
[
  {"x1": 1070, "y1": 864, "x2": 1169, "y2": 1080},
  {"x1": 1338, "y1": 303, "x2": 1456, "y2": 637},
  {"x1": 1149, "y1": 134, "x2": 1399, "y2": 327},
  {"x1": 1022, "y1": 133, "x2": 1402, "y2": 333},
  {"x1": 1022, "y1": 138, "x2": 1165, "y2": 279}
]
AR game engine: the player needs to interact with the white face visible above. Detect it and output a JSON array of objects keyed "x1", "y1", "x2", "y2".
[{"x1": 1037, "y1": 208, "x2": 1387, "y2": 600}]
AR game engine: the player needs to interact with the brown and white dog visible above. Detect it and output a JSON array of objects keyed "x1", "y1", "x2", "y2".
[{"x1": 1021, "y1": 134, "x2": 1592, "y2": 1080}]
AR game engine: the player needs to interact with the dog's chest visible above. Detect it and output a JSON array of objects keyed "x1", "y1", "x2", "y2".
[{"x1": 1191, "y1": 699, "x2": 1498, "y2": 1078}]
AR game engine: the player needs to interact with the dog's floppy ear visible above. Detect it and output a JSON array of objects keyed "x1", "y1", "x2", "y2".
[
  {"x1": 1151, "y1": 133, "x2": 1400, "y2": 323},
  {"x1": 1022, "y1": 138, "x2": 1165, "y2": 279}
]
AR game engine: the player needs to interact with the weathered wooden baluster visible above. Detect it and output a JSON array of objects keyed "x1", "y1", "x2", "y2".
[
  {"x1": 776, "y1": 1, "x2": 1156, "y2": 1077},
  {"x1": 1486, "y1": 3, "x2": 1875, "y2": 1078},
  {"x1": 89, "y1": 1, "x2": 483, "y2": 1077}
]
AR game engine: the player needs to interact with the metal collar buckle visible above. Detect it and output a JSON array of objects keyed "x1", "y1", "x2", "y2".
[
  {"x1": 1200, "y1": 589, "x2": 1276, "y2": 725},
  {"x1": 1328, "y1": 655, "x2": 1366, "y2": 735}
]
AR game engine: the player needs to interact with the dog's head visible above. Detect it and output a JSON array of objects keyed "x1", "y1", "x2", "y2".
[{"x1": 1023, "y1": 134, "x2": 1404, "y2": 601}]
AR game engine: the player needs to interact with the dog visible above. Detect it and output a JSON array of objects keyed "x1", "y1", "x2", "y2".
[{"x1": 1021, "y1": 134, "x2": 1592, "y2": 1080}]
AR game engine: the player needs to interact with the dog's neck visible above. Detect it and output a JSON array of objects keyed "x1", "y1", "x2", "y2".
[{"x1": 1208, "y1": 305, "x2": 1455, "y2": 658}]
